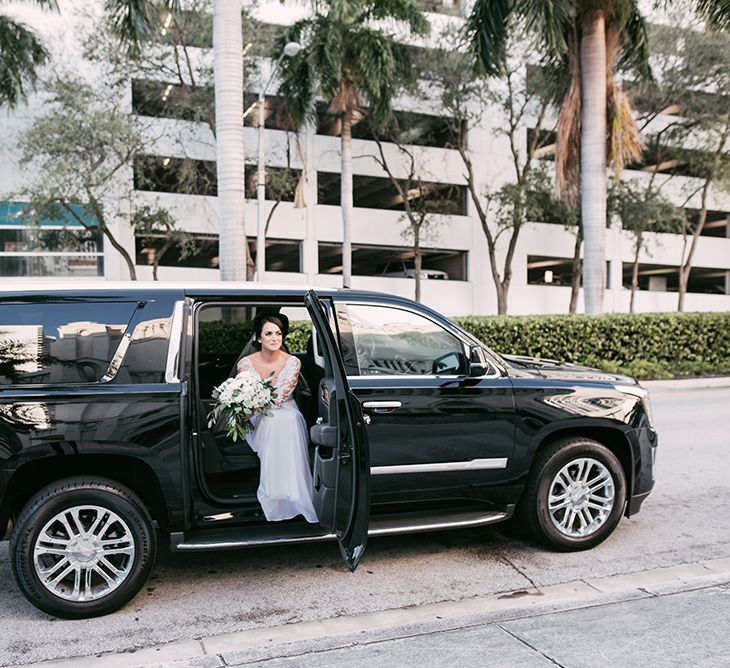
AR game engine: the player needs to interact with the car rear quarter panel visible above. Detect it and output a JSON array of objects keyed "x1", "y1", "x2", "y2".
[{"x1": 0, "y1": 385, "x2": 183, "y2": 538}]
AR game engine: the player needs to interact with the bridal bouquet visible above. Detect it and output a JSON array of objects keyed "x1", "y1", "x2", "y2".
[{"x1": 207, "y1": 370, "x2": 278, "y2": 441}]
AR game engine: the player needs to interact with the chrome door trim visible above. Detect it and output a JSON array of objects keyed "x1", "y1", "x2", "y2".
[
  {"x1": 362, "y1": 400, "x2": 402, "y2": 409},
  {"x1": 165, "y1": 300, "x2": 185, "y2": 383},
  {"x1": 370, "y1": 458, "x2": 508, "y2": 475}
]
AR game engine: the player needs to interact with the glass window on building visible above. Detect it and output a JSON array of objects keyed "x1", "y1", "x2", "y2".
[
  {"x1": 136, "y1": 233, "x2": 302, "y2": 273},
  {"x1": 318, "y1": 242, "x2": 467, "y2": 280},
  {"x1": 318, "y1": 172, "x2": 467, "y2": 215},
  {"x1": 0, "y1": 202, "x2": 104, "y2": 278},
  {"x1": 621, "y1": 263, "x2": 730, "y2": 295},
  {"x1": 316, "y1": 104, "x2": 462, "y2": 149},
  {"x1": 528, "y1": 256, "x2": 611, "y2": 288}
]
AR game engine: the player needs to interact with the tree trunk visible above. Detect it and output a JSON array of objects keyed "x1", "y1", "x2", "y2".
[
  {"x1": 153, "y1": 238, "x2": 174, "y2": 281},
  {"x1": 580, "y1": 11, "x2": 607, "y2": 315},
  {"x1": 213, "y1": 0, "x2": 247, "y2": 281},
  {"x1": 496, "y1": 284, "x2": 507, "y2": 315},
  {"x1": 414, "y1": 227, "x2": 422, "y2": 303},
  {"x1": 678, "y1": 263, "x2": 690, "y2": 311},
  {"x1": 65, "y1": 198, "x2": 137, "y2": 280},
  {"x1": 569, "y1": 229, "x2": 583, "y2": 314},
  {"x1": 678, "y1": 186, "x2": 708, "y2": 312},
  {"x1": 630, "y1": 239, "x2": 640, "y2": 313},
  {"x1": 340, "y1": 108, "x2": 353, "y2": 288}
]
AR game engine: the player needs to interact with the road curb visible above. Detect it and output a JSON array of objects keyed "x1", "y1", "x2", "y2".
[
  {"x1": 642, "y1": 376, "x2": 730, "y2": 392},
  {"x1": 23, "y1": 556, "x2": 730, "y2": 668}
]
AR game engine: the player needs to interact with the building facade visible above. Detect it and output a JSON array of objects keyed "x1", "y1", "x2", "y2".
[{"x1": 1, "y1": 0, "x2": 729, "y2": 316}]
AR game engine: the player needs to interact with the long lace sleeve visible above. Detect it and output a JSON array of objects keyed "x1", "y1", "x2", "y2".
[
  {"x1": 236, "y1": 357, "x2": 253, "y2": 376},
  {"x1": 275, "y1": 356, "x2": 301, "y2": 405}
]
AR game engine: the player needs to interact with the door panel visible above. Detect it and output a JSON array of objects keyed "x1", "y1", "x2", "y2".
[
  {"x1": 340, "y1": 302, "x2": 516, "y2": 508},
  {"x1": 305, "y1": 291, "x2": 370, "y2": 571}
]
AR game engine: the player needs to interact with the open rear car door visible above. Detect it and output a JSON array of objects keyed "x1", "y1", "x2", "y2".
[{"x1": 305, "y1": 290, "x2": 370, "y2": 571}]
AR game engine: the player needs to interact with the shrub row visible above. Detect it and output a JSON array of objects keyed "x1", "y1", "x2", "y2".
[
  {"x1": 454, "y1": 311, "x2": 730, "y2": 379},
  {"x1": 198, "y1": 320, "x2": 311, "y2": 355}
]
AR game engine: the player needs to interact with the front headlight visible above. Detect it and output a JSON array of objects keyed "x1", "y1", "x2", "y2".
[
  {"x1": 613, "y1": 384, "x2": 653, "y2": 428},
  {"x1": 641, "y1": 394, "x2": 654, "y2": 428}
]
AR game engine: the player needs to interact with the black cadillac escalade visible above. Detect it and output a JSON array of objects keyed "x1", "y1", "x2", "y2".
[{"x1": 0, "y1": 283, "x2": 657, "y2": 618}]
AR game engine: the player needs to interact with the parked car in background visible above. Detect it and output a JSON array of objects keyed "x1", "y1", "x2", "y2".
[
  {"x1": 0, "y1": 283, "x2": 657, "y2": 618},
  {"x1": 381, "y1": 260, "x2": 449, "y2": 280}
]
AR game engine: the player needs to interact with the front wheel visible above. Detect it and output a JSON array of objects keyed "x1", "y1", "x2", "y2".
[
  {"x1": 521, "y1": 438, "x2": 627, "y2": 551},
  {"x1": 9, "y1": 477, "x2": 156, "y2": 618}
]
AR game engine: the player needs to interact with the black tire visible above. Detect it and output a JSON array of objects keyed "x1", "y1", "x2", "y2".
[
  {"x1": 520, "y1": 437, "x2": 627, "y2": 551},
  {"x1": 9, "y1": 477, "x2": 156, "y2": 619}
]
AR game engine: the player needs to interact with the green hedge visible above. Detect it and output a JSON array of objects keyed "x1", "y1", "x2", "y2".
[
  {"x1": 199, "y1": 320, "x2": 311, "y2": 355},
  {"x1": 454, "y1": 312, "x2": 730, "y2": 380}
]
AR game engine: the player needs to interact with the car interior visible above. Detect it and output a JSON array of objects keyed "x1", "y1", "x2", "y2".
[{"x1": 193, "y1": 303, "x2": 330, "y2": 503}]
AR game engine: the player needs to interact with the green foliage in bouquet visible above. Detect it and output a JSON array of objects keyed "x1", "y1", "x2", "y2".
[{"x1": 207, "y1": 373, "x2": 279, "y2": 442}]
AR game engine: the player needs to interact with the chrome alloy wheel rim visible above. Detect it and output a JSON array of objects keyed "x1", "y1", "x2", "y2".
[
  {"x1": 33, "y1": 505, "x2": 135, "y2": 602},
  {"x1": 548, "y1": 458, "x2": 615, "y2": 538}
]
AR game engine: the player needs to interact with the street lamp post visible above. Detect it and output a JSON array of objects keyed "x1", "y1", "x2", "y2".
[{"x1": 256, "y1": 41, "x2": 302, "y2": 281}]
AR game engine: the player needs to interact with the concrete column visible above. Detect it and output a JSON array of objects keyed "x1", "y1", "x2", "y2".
[
  {"x1": 101, "y1": 189, "x2": 135, "y2": 281},
  {"x1": 726, "y1": 215, "x2": 730, "y2": 295},
  {"x1": 608, "y1": 215, "x2": 623, "y2": 312}
]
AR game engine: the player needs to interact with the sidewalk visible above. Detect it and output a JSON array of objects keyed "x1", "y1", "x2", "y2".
[
  {"x1": 24, "y1": 557, "x2": 730, "y2": 668},
  {"x1": 231, "y1": 581, "x2": 730, "y2": 667}
]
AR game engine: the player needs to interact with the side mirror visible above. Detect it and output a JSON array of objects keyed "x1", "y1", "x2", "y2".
[
  {"x1": 468, "y1": 345, "x2": 491, "y2": 377},
  {"x1": 432, "y1": 351, "x2": 465, "y2": 375}
]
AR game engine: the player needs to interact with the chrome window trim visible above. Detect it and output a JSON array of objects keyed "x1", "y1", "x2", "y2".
[
  {"x1": 349, "y1": 374, "x2": 467, "y2": 381},
  {"x1": 99, "y1": 332, "x2": 132, "y2": 383},
  {"x1": 165, "y1": 301, "x2": 185, "y2": 383},
  {"x1": 371, "y1": 458, "x2": 508, "y2": 475},
  {"x1": 343, "y1": 300, "x2": 502, "y2": 380}
]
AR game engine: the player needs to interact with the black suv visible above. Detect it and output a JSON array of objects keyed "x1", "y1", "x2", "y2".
[{"x1": 0, "y1": 284, "x2": 657, "y2": 618}]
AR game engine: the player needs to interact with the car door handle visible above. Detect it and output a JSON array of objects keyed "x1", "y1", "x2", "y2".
[{"x1": 362, "y1": 401, "x2": 401, "y2": 412}]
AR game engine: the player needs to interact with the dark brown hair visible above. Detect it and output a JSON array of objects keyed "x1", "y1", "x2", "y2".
[{"x1": 253, "y1": 314, "x2": 288, "y2": 346}]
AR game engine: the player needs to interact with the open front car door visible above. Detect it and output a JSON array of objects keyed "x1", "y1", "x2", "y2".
[{"x1": 305, "y1": 290, "x2": 370, "y2": 571}]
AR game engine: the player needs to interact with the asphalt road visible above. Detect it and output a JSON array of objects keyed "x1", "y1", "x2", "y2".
[{"x1": 0, "y1": 383, "x2": 728, "y2": 666}]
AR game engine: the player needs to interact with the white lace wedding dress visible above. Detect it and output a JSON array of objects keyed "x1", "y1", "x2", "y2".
[{"x1": 237, "y1": 355, "x2": 318, "y2": 523}]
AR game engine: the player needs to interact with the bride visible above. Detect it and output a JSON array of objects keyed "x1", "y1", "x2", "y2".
[{"x1": 237, "y1": 314, "x2": 318, "y2": 524}]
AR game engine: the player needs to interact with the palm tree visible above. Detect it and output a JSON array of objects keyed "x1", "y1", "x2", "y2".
[
  {"x1": 466, "y1": 1, "x2": 651, "y2": 315},
  {"x1": 275, "y1": 0, "x2": 429, "y2": 288},
  {"x1": 212, "y1": 0, "x2": 247, "y2": 281},
  {"x1": 108, "y1": 0, "x2": 248, "y2": 281},
  {"x1": 698, "y1": 0, "x2": 730, "y2": 29},
  {"x1": 0, "y1": 0, "x2": 57, "y2": 109}
]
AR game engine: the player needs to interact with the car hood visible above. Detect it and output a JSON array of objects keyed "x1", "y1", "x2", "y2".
[{"x1": 500, "y1": 354, "x2": 639, "y2": 386}]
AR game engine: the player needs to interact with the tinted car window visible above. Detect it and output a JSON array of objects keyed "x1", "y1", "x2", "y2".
[
  {"x1": 0, "y1": 302, "x2": 137, "y2": 384},
  {"x1": 347, "y1": 304, "x2": 466, "y2": 376}
]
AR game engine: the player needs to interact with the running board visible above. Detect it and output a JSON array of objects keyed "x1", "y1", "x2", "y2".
[
  {"x1": 171, "y1": 509, "x2": 510, "y2": 552},
  {"x1": 369, "y1": 509, "x2": 509, "y2": 537}
]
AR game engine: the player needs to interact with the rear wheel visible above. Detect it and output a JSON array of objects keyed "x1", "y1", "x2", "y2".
[
  {"x1": 10, "y1": 477, "x2": 156, "y2": 618},
  {"x1": 521, "y1": 437, "x2": 627, "y2": 551}
]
